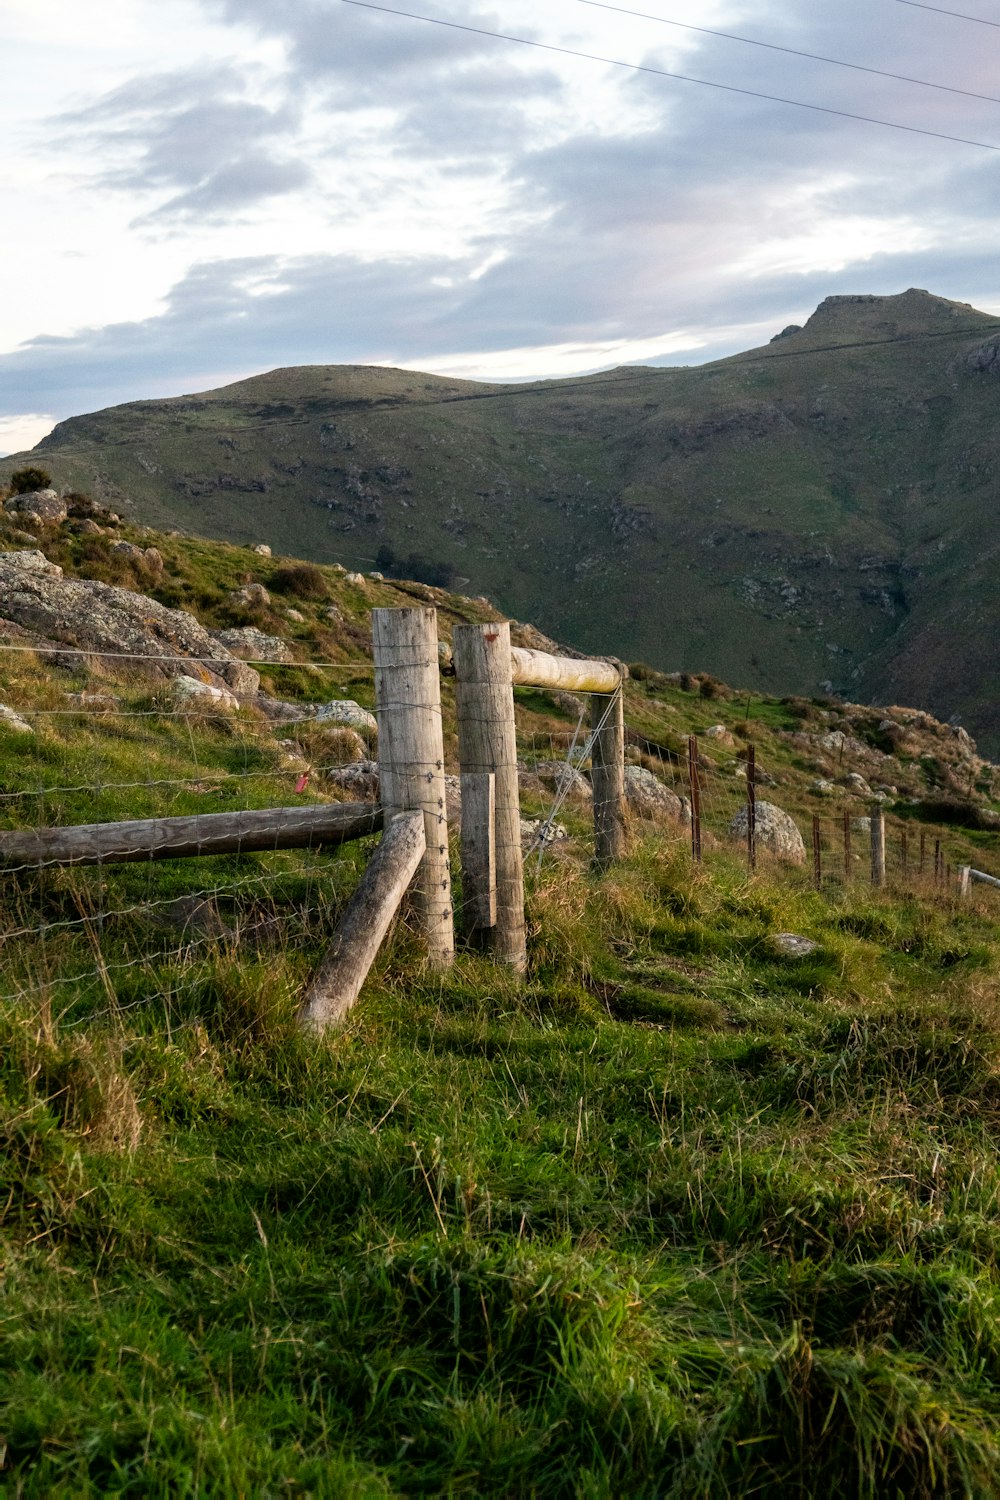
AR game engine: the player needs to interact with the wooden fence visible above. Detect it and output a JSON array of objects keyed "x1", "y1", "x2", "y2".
[{"x1": 0, "y1": 604, "x2": 978, "y2": 1033}]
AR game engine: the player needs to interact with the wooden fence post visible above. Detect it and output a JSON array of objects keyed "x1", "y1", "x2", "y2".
[
  {"x1": 297, "y1": 810, "x2": 426, "y2": 1034},
  {"x1": 958, "y1": 865, "x2": 972, "y2": 898},
  {"x1": 373, "y1": 607, "x2": 455, "y2": 970},
  {"x1": 746, "y1": 744, "x2": 756, "y2": 872},
  {"x1": 870, "y1": 804, "x2": 886, "y2": 888},
  {"x1": 688, "y1": 735, "x2": 702, "y2": 863},
  {"x1": 591, "y1": 683, "x2": 627, "y2": 870},
  {"x1": 460, "y1": 771, "x2": 496, "y2": 935},
  {"x1": 453, "y1": 622, "x2": 527, "y2": 971}
]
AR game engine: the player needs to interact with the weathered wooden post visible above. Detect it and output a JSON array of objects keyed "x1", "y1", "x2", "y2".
[
  {"x1": 958, "y1": 865, "x2": 972, "y2": 898},
  {"x1": 688, "y1": 735, "x2": 702, "y2": 863},
  {"x1": 459, "y1": 771, "x2": 497, "y2": 936},
  {"x1": 746, "y1": 744, "x2": 756, "y2": 872},
  {"x1": 870, "y1": 803, "x2": 886, "y2": 888},
  {"x1": 297, "y1": 811, "x2": 426, "y2": 1033},
  {"x1": 591, "y1": 681, "x2": 627, "y2": 871},
  {"x1": 453, "y1": 622, "x2": 527, "y2": 971},
  {"x1": 373, "y1": 607, "x2": 454, "y2": 969}
]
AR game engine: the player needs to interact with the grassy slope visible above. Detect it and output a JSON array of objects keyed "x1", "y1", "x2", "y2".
[
  {"x1": 6, "y1": 289, "x2": 1000, "y2": 752},
  {"x1": 4, "y1": 518, "x2": 1000, "y2": 1491}
]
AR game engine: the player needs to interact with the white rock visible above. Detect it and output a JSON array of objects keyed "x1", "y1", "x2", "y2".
[
  {"x1": 0, "y1": 702, "x2": 33, "y2": 734},
  {"x1": 345, "y1": 571, "x2": 366, "y2": 586},
  {"x1": 728, "y1": 801, "x2": 806, "y2": 863},
  {"x1": 251, "y1": 543, "x2": 272, "y2": 556},
  {"x1": 315, "y1": 699, "x2": 378, "y2": 734},
  {"x1": 772, "y1": 932, "x2": 819, "y2": 957},
  {"x1": 171, "y1": 675, "x2": 239, "y2": 712},
  {"x1": 0, "y1": 548, "x2": 62, "y2": 577}
]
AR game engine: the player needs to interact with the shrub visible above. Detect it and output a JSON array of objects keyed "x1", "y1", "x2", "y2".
[
  {"x1": 269, "y1": 563, "x2": 329, "y2": 600},
  {"x1": 8, "y1": 466, "x2": 52, "y2": 494}
]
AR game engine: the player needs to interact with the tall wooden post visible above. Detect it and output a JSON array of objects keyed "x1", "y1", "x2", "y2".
[
  {"x1": 870, "y1": 804, "x2": 886, "y2": 888},
  {"x1": 373, "y1": 607, "x2": 454, "y2": 969},
  {"x1": 688, "y1": 736, "x2": 702, "y2": 863},
  {"x1": 591, "y1": 683, "x2": 627, "y2": 870},
  {"x1": 453, "y1": 622, "x2": 526, "y2": 971},
  {"x1": 746, "y1": 745, "x2": 757, "y2": 872}
]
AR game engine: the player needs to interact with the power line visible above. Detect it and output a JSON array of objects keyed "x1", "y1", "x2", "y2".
[
  {"x1": 895, "y1": 0, "x2": 1000, "y2": 28},
  {"x1": 580, "y1": 0, "x2": 1000, "y2": 106},
  {"x1": 341, "y1": 0, "x2": 1000, "y2": 153}
]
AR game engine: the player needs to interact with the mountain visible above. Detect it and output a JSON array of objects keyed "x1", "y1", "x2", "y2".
[{"x1": 6, "y1": 288, "x2": 1000, "y2": 747}]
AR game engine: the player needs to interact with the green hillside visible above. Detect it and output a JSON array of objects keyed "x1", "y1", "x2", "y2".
[
  {"x1": 5, "y1": 288, "x2": 1000, "y2": 753},
  {"x1": 5, "y1": 507, "x2": 1000, "y2": 1490}
]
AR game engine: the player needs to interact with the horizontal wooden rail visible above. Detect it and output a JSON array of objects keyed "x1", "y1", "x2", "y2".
[
  {"x1": 509, "y1": 646, "x2": 623, "y2": 694},
  {"x1": 959, "y1": 865, "x2": 1000, "y2": 895},
  {"x1": 0, "y1": 802, "x2": 383, "y2": 868}
]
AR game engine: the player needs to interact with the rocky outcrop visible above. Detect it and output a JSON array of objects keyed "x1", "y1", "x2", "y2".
[
  {"x1": 4, "y1": 489, "x2": 67, "y2": 526},
  {"x1": 0, "y1": 550, "x2": 259, "y2": 695}
]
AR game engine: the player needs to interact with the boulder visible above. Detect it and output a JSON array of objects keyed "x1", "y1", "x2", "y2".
[
  {"x1": 345, "y1": 572, "x2": 366, "y2": 586},
  {"x1": 728, "y1": 801, "x2": 806, "y2": 863},
  {"x1": 315, "y1": 699, "x2": 377, "y2": 735},
  {"x1": 325, "y1": 760, "x2": 380, "y2": 801},
  {"x1": 521, "y1": 816, "x2": 568, "y2": 845},
  {"x1": 772, "y1": 933, "x2": 819, "y2": 957},
  {"x1": 229, "y1": 583, "x2": 270, "y2": 609},
  {"x1": 171, "y1": 675, "x2": 240, "y2": 712},
  {"x1": 624, "y1": 765, "x2": 691, "y2": 823},
  {"x1": 0, "y1": 550, "x2": 259, "y2": 696},
  {"x1": 284, "y1": 608, "x2": 305, "y2": 623},
  {"x1": 251, "y1": 543, "x2": 272, "y2": 556},
  {"x1": 111, "y1": 540, "x2": 146, "y2": 565},
  {"x1": 704, "y1": 723, "x2": 736, "y2": 749},
  {"x1": 532, "y1": 760, "x2": 592, "y2": 801},
  {"x1": 4, "y1": 489, "x2": 67, "y2": 526},
  {"x1": 0, "y1": 702, "x2": 33, "y2": 734},
  {"x1": 209, "y1": 626, "x2": 293, "y2": 663},
  {"x1": 843, "y1": 771, "x2": 872, "y2": 795}
]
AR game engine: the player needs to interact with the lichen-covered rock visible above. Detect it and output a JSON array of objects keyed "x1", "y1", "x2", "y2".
[
  {"x1": 521, "y1": 816, "x2": 568, "y2": 845},
  {"x1": 0, "y1": 702, "x2": 33, "y2": 734},
  {"x1": 251, "y1": 543, "x2": 272, "y2": 556},
  {"x1": 728, "y1": 801, "x2": 806, "y2": 863},
  {"x1": 209, "y1": 627, "x2": 293, "y2": 663},
  {"x1": 704, "y1": 723, "x2": 736, "y2": 749},
  {"x1": 532, "y1": 760, "x2": 592, "y2": 801},
  {"x1": 843, "y1": 771, "x2": 872, "y2": 795},
  {"x1": 325, "y1": 760, "x2": 380, "y2": 801},
  {"x1": 229, "y1": 583, "x2": 270, "y2": 609},
  {"x1": 315, "y1": 699, "x2": 377, "y2": 735},
  {"x1": 171, "y1": 675, "x2": 240, "y2": 712},
  {"x1": 4, "y1": 489, "x2": 67, "y2": 526},
  {"x1": 345, "y1": 572, "x2": 366, "y2": 586},
  {"x1": 0, "y1": 550, "x2": 259, "y2": 695},
  {"x1": 624, "y1": 765, "x2": 691, "y2": 823}
]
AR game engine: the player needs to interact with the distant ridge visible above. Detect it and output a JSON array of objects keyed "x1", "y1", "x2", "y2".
[{"x1": 7, "y1": 288, "x2": 1000, "y2": 750}]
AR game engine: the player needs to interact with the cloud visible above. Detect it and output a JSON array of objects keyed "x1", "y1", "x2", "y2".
[{"x1": 54, "y1": 64, "x2": 311, "y2": 221}]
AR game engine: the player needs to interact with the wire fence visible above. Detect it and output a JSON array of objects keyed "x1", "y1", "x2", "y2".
[{"x1": 0, "y1": 622, "x2": 985, "y2": 1035}]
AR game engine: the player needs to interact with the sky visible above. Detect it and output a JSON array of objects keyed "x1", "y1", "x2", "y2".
[{"x1": 2, "y1": 0, "x2": 1000, "y2": 454}]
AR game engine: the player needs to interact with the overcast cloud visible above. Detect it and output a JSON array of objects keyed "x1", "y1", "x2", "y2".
[{"x1": 2, "y1": 0, "x2": 1000, "y2": 450}]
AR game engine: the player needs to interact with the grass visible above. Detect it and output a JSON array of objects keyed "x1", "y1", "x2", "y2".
[
  {"x1": 3, "y1": 519, "x2": 1000, "y2": 1491},
  {"x1": 5, "y1": 832, "x2": 1000, "y2": 1493}
]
